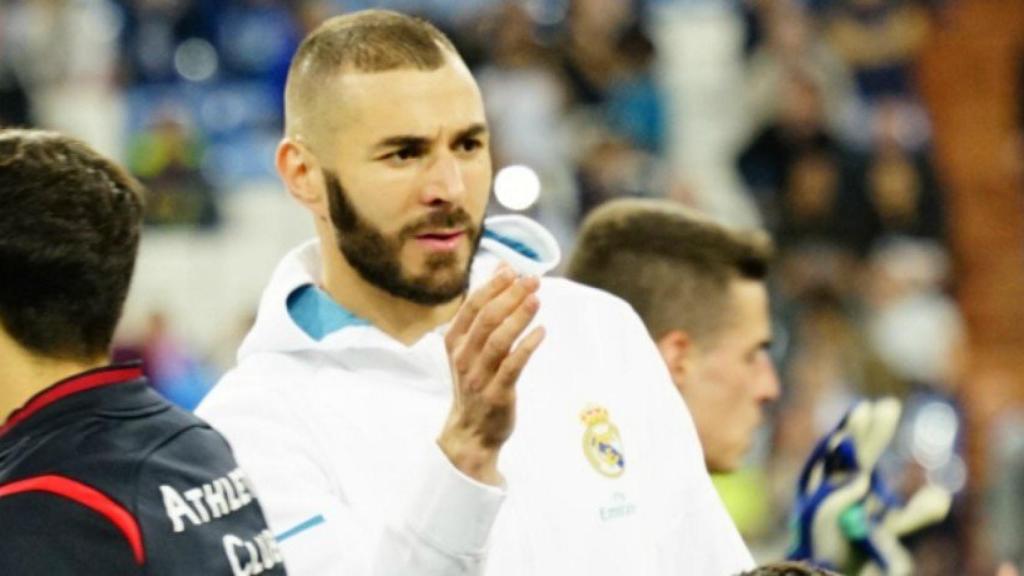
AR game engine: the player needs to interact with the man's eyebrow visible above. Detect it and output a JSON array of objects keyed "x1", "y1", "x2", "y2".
[
  {"x1": 371, "y1": 124, "x2": 487, "y2": 152},
  {"x1": 372, "y1": 135, "x2": 430, "y2": 151},
  {"x1": 451, "y1": 124, "x2": 488, "y2": 143}
]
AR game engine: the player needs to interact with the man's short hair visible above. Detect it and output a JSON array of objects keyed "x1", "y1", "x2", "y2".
[
  {"x1": 0, "y1": 129, "x2": 144, "y2": 361},
  {"x1": 566, "y1": 198, "x2": 774, "y2": 343},
  {"x1": 284, "y1": 9, "x2": 458, "y2": 144}
]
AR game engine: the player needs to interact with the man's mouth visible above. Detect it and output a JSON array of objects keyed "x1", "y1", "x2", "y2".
[{"x1": 413, "y1": 229, "x2": 465, "y2": 251}]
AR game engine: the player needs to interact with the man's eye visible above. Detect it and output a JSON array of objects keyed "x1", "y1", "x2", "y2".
[
  {"x1": 458, "y1": 139, "x2": 482, "y2": 152},
  {"x1": 392, "y1": 147, "x2": 418, "y2": 160},
  {"x1": 746, "y1": 346, "x2": 770, "y2": 365}
]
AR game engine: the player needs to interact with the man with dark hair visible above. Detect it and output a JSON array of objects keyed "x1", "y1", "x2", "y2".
[
  {"x1": 567, "y1": 198, "x2": 781, "y2": 473},
  {"x1": 0, "y1": 129, "x2": 286, "y2": 575},
  {"x1": 197, "y1": 9, "x2": 752, "y2": 576}
]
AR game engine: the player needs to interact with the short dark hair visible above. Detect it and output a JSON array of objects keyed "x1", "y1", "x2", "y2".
[
  {"x1": 284, "y1": 9, "x2": 458, "y2": 144},
  {"x1": 0, "y1": 129, "x2": 144, "y2": 361},
  {"x1": 566, "y1": 198, "x2": 773, "y2": 343}
]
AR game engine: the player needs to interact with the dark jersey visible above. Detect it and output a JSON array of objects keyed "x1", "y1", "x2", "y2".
[{"x1": 0, "y1": 363, "x2": 287, "y2": 575}]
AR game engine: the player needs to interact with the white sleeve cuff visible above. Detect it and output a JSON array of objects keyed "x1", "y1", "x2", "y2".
[{"x1": 405, "y1": 442, "x2": 507, "y2": 557}]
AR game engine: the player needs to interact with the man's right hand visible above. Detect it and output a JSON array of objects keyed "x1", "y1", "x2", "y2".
[{"x1": 438, "y1": 264, "x2": 546, "y2": 486}]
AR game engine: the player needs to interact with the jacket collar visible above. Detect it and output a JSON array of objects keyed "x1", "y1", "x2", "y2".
[{"x1": 1, "y1": 363, "x2": 147, "y2": 438}]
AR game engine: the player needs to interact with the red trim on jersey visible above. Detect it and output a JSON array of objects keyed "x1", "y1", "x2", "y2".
[
  {"x1": 0, "y1": 474, "x2": 145, "y2": 565},
  {"x1": 1, "y1": 365, "x2": 143, "y2": 436}
]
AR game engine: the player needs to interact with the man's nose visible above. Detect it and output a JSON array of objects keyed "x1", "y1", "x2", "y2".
[
  {"x1": 422, "y1": 151, "x2": 465, "y2": 205},
  {"x1": 760, "y1": 359, "x2": 781, "y2": 402}
]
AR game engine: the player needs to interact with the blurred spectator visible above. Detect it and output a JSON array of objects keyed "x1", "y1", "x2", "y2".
[
  {"x1": 475, "y1": 1, "x2": 568, "y2": 174},
  {"x1": 775, "y1": 148, "x2": 849, "y2": 250},
  {"x1": 744, "y1": 0, "x2": 855, "y2": 139},
  {"x1": 558, "y1": 0, "x2": 639, "y2": 106},
  {"x1": 847, "y1": 146, "x2": 946, "y2": 254},
  {"x1": 3, "y1": 0, "x2": 121, "y2": 149},
  {"x1": 738, "y1": 69, "x2": 843, "y2": 213},
  {"x1": 866, "y1": 96, "x2": 933, "y2": 152},
  {"x1": 863, "y1": 239, "x2": 962, "y2": 390},
  {"x1": 824, "y1": 0, "x2": 930, "y2": 103},
  {"x1": 824, "y1": 0, "x2": 934, "y2": 151},
  {"x1": 556, "y1": 2, "x2": 670, "y2": 229},
  {"x1": 5, "y1": 0, "x2": 119, "y2": 90},
  {"x1": 554, "y1": 0, "x2": 667, "y2": 155},
  {"x1": 604, "y1": 22, "x2": 666, "y2": 154},
  {"x1": 473, "y1": 1, "x2": 578, "y2": 247},
  {"x1": 127, "y1": 112, "x2": 220, "y2": 228},
  {"x1": 575, "y1": 133, "x2": 662, "y2": 218}
]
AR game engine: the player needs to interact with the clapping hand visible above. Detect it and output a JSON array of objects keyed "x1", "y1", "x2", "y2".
[{"x1": 437, "y1": 264, "x2": 546, "y2": 486}]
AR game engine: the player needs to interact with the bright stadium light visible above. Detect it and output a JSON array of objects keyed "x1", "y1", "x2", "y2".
[{"x1": 494, "y1": 165, "x2": 541, "y2": 211}]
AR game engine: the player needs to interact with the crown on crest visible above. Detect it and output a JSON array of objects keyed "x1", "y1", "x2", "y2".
[{"x1": 580, "y1": 404, "x2": 610, "y2": 425}]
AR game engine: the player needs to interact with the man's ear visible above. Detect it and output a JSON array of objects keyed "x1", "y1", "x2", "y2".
[
  {"x1": 276, "y1": 137, "x2": 328, "y2": 220},
  {"x1": 656, "y1": 329, "x2": 694, "y2": 392}
]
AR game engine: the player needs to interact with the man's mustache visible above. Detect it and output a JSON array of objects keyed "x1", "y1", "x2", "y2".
[{"x1": 400, "y1": 209, "x2": 476, "y2": 239}]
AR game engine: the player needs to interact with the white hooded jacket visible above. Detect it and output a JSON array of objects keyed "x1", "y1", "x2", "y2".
[{"x1": 198, "y1": 215, "x2": 753, "y2": 575}]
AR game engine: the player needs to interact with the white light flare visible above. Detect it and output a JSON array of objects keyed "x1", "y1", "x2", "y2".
[{"x1": 494, "y1": 165, "x2": 541, "y2": 211}]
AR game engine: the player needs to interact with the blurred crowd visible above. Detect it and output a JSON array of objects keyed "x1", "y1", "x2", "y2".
[{"x1": 1, "y1": 0, "x2": 1020, "y2": 572}]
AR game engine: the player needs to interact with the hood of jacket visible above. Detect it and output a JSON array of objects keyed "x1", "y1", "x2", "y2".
[{"x1": 236, "y1": 214, "x2": 561, "y2": 361}]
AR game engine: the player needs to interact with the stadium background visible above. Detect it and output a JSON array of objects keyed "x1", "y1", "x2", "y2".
[{"x1": 1, "y1": 0, "x2": 1021, "y2": 572}]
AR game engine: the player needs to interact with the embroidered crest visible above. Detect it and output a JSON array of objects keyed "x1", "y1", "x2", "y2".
[{"x1": 580, "y1": 404, "x2": 625, "y2": 478}]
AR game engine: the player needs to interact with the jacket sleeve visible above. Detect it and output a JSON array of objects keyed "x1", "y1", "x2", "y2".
[
  {"x1": 197, "y1": 363, "x2": 505, "y2": 576},
  {"x1": 371, "y1": 440, "x2": 507, "y2": 574},
  {"x1": 0, "y1": 486, "x2": 141, "y2": 575}
]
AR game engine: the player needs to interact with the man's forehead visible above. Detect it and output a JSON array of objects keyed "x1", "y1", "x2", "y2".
[
  {"x1": 327, "y1": 62, "x2": 485, "y2": 139},
  {"x1": 707, "y1": 279, "x2": 770, "y2": 340}
]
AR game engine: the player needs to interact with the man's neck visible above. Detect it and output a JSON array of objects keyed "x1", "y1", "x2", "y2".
[
  {"x1": 320, "y1": 249, "x2": 463, "y2": 346},
  {"x1": 0, "y1": 340, "x2": 106, "y2": 425}
]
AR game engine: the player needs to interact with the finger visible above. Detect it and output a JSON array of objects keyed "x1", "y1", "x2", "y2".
[
  {"x1": 492, "y1": 325, "x2": 546, "y2": 389},
  {"x1": 471, "y1": 293, "x2": 541, "y2": 374},
  {"x1": 863, "y1": 529, "x2": 914, "y2": 576},
  {"x1": 447, "y1": 264, "x2": 516, "y2": 347},
  {"x1": 452, "y1": 285, "x2": 538, "y2": 387},
  {"x1": 855, "y1": 398, "x2": 901, "y2": 470},
  {"x1": 882, "y1": 484, "x2": 951, "y2": 537},
  {"x1": 809, "y1": 474, "x2": 871, "y2": 564},
  {"x1": 461, "y1": 275, "x2": 539, "y2": 359}
]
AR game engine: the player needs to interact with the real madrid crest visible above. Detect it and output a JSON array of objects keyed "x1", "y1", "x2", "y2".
[{"x1": 580, "y1": 404, "x2": 626, "y2": 478}]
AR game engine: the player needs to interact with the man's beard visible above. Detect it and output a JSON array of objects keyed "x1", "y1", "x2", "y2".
[{"x1": 324, "y1": 169, "x2": 482, "y2": 306}]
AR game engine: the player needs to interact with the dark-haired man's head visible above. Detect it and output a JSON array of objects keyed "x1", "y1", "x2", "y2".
[
  {"x1": 0, "y1": 129, "x2": 144, "y2": 363},
  {"x1": 567, "y1": 199, "x2": 780, "y2": 472}
]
